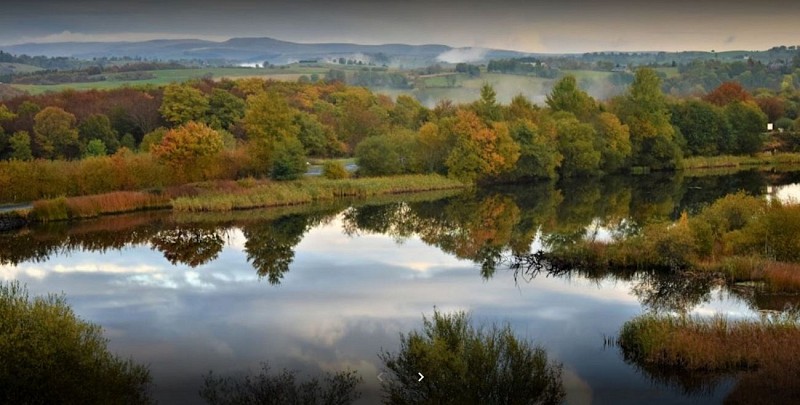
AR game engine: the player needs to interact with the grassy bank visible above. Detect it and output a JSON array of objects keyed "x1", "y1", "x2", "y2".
[
  {"x1": 27, "y1": 174, "x2": 466, "y2": 221},
  {"x1": 171, "y1": 175, "x2": 466, "y2": 212},
  {"x1": 540, "y1": 192, "x2": 800, "y2": 292},
  {"x1": 682, "y1": 152, "x2": 800, "y2": 170}
]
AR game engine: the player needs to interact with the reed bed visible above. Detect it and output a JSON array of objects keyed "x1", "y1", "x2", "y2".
[{"x1": 619, "y1": 313, "x2": 800, "y2": 372}]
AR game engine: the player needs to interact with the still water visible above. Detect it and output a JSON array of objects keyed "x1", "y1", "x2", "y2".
[{"x1": 2, "y1": 170, "x2": 800, "y2": 404}]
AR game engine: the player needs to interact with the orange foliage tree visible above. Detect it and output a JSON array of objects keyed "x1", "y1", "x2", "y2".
[
  {"x1": 445, "y1": 109, "x2": 520, "y2": 183},
  {"x1": 702, "y1": 81, "x2": 752, "y2": 107},
  {"x1": 151, "y1": 121, "x2": 223, "y2": 182}
]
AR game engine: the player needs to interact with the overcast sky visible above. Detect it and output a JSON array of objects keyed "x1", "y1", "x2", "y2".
[{"x1": 1, "y1": 0, "x2": 799, "y2": 53}]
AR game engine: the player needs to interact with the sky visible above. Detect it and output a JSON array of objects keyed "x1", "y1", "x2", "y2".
[{"x1": 1, "y1": 0, "x2": 799, "y2": 53}]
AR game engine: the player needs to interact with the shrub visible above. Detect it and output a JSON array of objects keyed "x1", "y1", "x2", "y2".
[
  {"x1": 200, "y1": 363, "x2": 362, "y2": 405},
  {"x1": 379, "y1": 309, "x2": 565, "y2": 404},
  {"x1": 0, "y1": 282, "x2": 152, "y2": 404},
  {"x1": 322, "y1": 161, "x2": 348, "y2": 179}
]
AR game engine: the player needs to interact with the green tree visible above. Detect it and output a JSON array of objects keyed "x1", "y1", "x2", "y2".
[
  {"x1": 33, "y1": 106, "x2": 81, "y2": 159},
  {"x1": 546, "y1": 75, "x2": 596, "y2": 120},
  {"x1": 206, "y1": 88, "x2": 245, "y2": 130},
  {"x1": 151, "y1": 121, "x2": 224, "y2": 181},
  {"x1": 506, "y1": 93, "x2": 538, "y2": 122},
  {"x1": 595, "y1": 112, "x2": 632, "y2": 173},
  {"x1": 379, "y1": 309, "x2": 565, "y2": 405},
  {"x1": 119, "y1": 133, "x2": 137, "y2": 151},
  {"x1": 244, "y1": 91, "x2": 300, "y2": 175},
  {"x1": 416, "y1": 122, "x2": 453, "y2": 174},
  {"x1": 474, "y1": 83, "x2": 502, "y2": 122},
  {"x1": 725, "y1": 101, "x2": 767, "y2": 155},
  {"x1": 670, "y1": 100, "x2": 731, "y2": 156},
  {"x1": 446, "y1": 110, "x2": 520, "y2": 182},
  {"x1": 556, "y1": 116, "x2": 602, "y2": 177},
  {"x1": 0, "y1": 282, "x2": 152, "y2": 404},
  {"x1": 390, "y1": 95, "x2": 425, "y2": 129},
  {"x1": 84, "y1": 139, "x2": 107, "y2": 157},
  {"x1": 295, "y1": 113, "x2": 337, "y2": 157},
  {"x1": 79, "y1": 114, "x2": 120, "y2": 153},
  {"x1": 140, "y1": 127, "x2": 168, "y2": 153},
  {"x1": 159, "y1": 84, "x2": 210, "y2": 126},
  {"x1": 270, "y1": 137, "x2": 307, "y2": 180},
  {"x1": 355, "y1": 129, "x2": 419, "y2": 176},
  {"x1": 615, "y1": 68, "x2": 682, "y2": 170},
  {"x1": 8, "y1": 131, "x2": 32, "y2": 161},
  {"x1": 505, "y1": 118, "x2": 562, "y2": 179}
]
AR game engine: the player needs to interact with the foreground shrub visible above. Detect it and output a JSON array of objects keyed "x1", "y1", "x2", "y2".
[
  {"x1": 379, "y1": 309, "x2": 565, "y2": 404},
  {"x1": 0, "y1": 282, "x2": 152, "y2": 404},
  {"x1": 200, "y1": 363, "x2": 362, "y2": 405}
]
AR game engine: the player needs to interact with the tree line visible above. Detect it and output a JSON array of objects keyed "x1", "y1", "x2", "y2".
[{"x1": 0, "y1": 68, "x2": 793, "y2": 193}]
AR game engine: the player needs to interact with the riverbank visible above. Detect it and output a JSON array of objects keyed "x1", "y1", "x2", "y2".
[
  {"x1": 21, "y1": 174, "x2": 466, "y2": 223},
  {"x1": 681, "y1": 152, "x2": 800, "y2": 170}
]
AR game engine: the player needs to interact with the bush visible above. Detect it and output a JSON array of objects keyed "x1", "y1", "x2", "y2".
[
  {"x1": 322, "y1": 161, "x2": 348, "y2": 179},
  {"x1": 379, "y1": 309, "x2": 565, "y2": 404},
  {"x1": 200, "y1": 363, "x2": 362, "y2": 405},
  {"x1": 0, "y1": 282, "x2": 152, "y2": 404}
]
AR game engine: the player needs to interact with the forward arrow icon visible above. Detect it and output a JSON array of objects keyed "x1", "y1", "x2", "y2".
[{"x1": 418, "y1": 372, "x2": 424, "y2": 382}]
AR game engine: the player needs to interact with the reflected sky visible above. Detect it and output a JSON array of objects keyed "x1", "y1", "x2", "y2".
[{"x1": 0, "y1": 211, "x2": 754, "y2": 404}]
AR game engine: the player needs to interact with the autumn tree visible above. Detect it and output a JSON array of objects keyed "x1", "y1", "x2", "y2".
[
  {"x1": 506, "y1": 94, "x2": 538, "y2": 122},
  {"x1": 151, "y1": 121, "x2": 224, "y2": 181},
  {"x1": 546, "y1": 75, "x2": 596, "y2": 120},
  {"x1": 702, "y1": 81, "x2": 752, "y2": 107},
  {"x1": 33, "y1": 107, "x2": 81, "y2": 159},
  {"x1": 159, "y1": 84, "x2": 209, "y2": 126},
  {"x1": 446, "y1": 109, "x2": 520, "y2": 182}
]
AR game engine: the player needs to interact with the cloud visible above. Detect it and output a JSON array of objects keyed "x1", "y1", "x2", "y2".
[{"x1": 435, "y1": 47, "x2": 488, "y2": 63}]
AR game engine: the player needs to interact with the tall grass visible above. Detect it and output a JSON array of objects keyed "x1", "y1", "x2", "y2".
[
  {"x1": 31, "y1": 192, "x2": 171, "y2": 221},
  {"x1": 619, "y1": 313, "x2": 800, "y2": 403},
  {"x1": 172, "y1": 175, "x2": 466, "y2": 212},
  {"x1": 682, "y1": 152, "x2": 800, "y2": 170}
]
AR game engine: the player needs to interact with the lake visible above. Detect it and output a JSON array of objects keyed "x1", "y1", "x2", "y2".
[{"x1": 2, "y1": 169, "x2": 800, "y2": 404}]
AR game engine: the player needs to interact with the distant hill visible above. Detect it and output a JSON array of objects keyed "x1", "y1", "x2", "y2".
[{"x1": 0, "y1": 37, "x2": 533, "y2": 67}]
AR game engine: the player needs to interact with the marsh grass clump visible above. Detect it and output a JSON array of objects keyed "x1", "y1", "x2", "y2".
[
  {"x1": 619, "y1": 312, "x2": 800, "y2": 404},
  {"x1": 0, "y1": 281, "x2": 152, "y2": 404}
]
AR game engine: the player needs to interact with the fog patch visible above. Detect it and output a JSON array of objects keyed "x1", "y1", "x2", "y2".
[{"x1": 436, "y1": 47, "x2": 488, "y2": 64}]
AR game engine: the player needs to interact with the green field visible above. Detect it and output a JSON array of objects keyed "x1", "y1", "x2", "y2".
[
  {"x1": 0, "y1": 63, "x2": 43, "y2": 74},
  {"x1": 11, "y1": 66, "x2": 331, "y2": 94}
]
